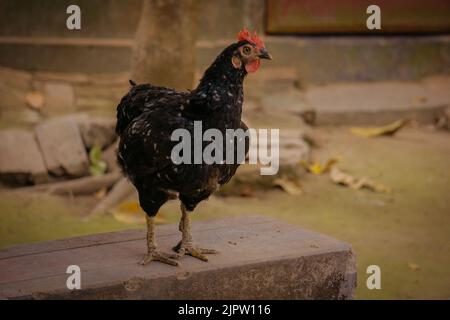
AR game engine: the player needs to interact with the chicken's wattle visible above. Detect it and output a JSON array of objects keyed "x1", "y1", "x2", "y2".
[{"x1": 245, "y1": 59, "x2": 260, "y2": 73}]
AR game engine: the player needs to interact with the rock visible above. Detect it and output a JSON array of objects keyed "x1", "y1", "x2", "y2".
[
  {"x1": 0, "y1": 129, "x2": 48, "y2": 185},
  {"x1": 77, "y1": 117, "x2": 117, "y2": 149},
  {"x1": 43, "y1": 82, "x2": 76, "y2": 114},
  {"x1": 259, "y1": 88, "x2": 307, "y2": 113},
  {"x1": 0, "y1": 67, "x2": 32, "y2": 117},
  {"x1": 248, "y1": 129, "x2": 310, "y2": 166},
  {"x1": 304, "y1": 80, "x2": 450, "y2": 125},
  {"x1": 278, "y1": 129, "x2": 311, "y2": 164},
  {"x1": 19, "y1": 108, "x2": 42, "y2": 125},
  {"x1": 35, "y1": 117, "x2": 89, "y2": 177}
]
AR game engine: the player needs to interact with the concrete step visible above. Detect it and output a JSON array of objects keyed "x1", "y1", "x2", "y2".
[
  {"x1": 0, "y1": 215, "x2": 356, "y2": 300},
  {"x1": 248, "y1": 76, "x2": 450, "y2": 126},
  {"x1": 304, "y1": 77, "x2": 450, "y2": 125}
]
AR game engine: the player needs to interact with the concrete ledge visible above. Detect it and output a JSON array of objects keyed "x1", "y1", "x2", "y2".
[
  {"x1": 0, "y1": 215, "x2": 356, "y2": 300},
  {"x1": 304, "y1": 78, "x2": 450, "y2": 125}
]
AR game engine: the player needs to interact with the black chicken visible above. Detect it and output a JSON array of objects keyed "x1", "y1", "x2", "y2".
[{"x1": 116, "y1": 29, "x2": 272, "y2": 266}]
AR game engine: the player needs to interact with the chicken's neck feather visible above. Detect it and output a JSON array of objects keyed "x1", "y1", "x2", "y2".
[{"x1": 186, "y1": 43, "x2": 246, "y2": 125}]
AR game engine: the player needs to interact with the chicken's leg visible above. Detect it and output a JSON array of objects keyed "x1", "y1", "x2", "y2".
[
  {"x1": 141, "y1": 215, "x2": 178, "y2": 266},
  {"x1": 173, "y1": 203, "x2": 218, "y2": 261}
]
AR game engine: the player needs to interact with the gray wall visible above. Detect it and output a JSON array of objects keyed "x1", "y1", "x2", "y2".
[{"x1": 0, "y1": 0, "x2": 449, "y2": 83}]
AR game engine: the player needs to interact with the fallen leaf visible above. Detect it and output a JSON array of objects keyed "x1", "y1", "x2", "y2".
[
  {"x1": 273, "y1": 178, "x2": 303, "y2": 195},
  {"x1": 110, "y1": 201, "x2": 167, "y2": 224},
  {"x1": 408, "y1": 262, "x2": 420, "y2": 271},
  {"x1": 301, "y1": 158, "x2": 338, "y2": 175},
  {"x1": 25, "y1": 91, "x2": 44, "y2": 110},
  {"x1": 412, "y1": 96, "x2": 428, "y2": 105},
  {"x1": 350, "y1": 120, "x2": 406, "y2": 138},
  {"x1": 329, "y1": 167, "x2": 391, "y2": 193}
]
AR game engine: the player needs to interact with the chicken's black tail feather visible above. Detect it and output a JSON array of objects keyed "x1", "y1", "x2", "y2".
[
  {"x1": 115, "y1": 82, "x2": 149, "y2": 135},
  {"x1": 116, "y1": 81, "x2": 182, "y2": 136}
]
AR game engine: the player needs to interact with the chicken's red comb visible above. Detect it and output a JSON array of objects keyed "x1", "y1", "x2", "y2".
[{"x1": 237, "y1": 28, "x2": 265, "y2": 49}]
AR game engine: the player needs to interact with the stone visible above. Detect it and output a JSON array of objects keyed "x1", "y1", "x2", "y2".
[
  {"x1": 0, "y1": 67, "x2": 31, "y2": 113},
  {"x1": 77, "y1": 117, "x2": 117, "y2": 149},
  {"x1": 278, "y1": 129, "x2": 311, "y2": 164},
  {"x1": 35, "y1": 117, "x2": 89, "y2": 177},
  {"x1": 0, "y1": 215, "x2": 356, "y2": 300},
  {"x1": 0, "y1": 129, "x2": 48, "y2": 185},
  {"x1": 248, "y1": 129, "x2": 310, "y2": 166},
  {"x1": 43, "y1": 82, "x2": 76, "y2": 114},
  {"x1": 73, "y1": 83, "x2": 128, "y2": 111},
  {"x1": 304, "y1": 79, "x2": 450, "y2": 125}
]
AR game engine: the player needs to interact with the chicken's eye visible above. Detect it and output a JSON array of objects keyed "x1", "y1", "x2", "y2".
[{"x1": 242, "y1": 46, "x2": 252, "y2": 55}]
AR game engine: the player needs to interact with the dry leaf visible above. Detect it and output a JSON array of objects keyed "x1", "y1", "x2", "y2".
[
  {"x1": 412, "y1": 96, "x2": 428, "y2": 106},
  {"x1": 110, "y1": 201, "x2": 167, "y2": 224},
  {"x1": 273, "y1": 178, "x2": 303, "y2": 195},
  {"x1": 301, "y1": 158, "x2": 338, "y2": 175},
  {"x1": 25, "y1": 91, "x2": 45, "y2": 110},
  {"x1": 350, "y1": 120, "x2": 406, "y2": 138},
  {"x1": 408, "y1": 262, "x2": 420, "y2": 271},
  {"x1": 329, "y1": 167, "x2": 391, "y2": 193}
]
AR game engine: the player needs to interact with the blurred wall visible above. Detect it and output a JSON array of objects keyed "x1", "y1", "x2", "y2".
[
  {"x1": 0, "y1": 0, "x2": 448, "y2": 78},
  {"x1": 0, "y1": 0, "x2": 449, "y2": 127},
  {"x1": 0, "y1": 0, "x2": 263, "y2": 73}
]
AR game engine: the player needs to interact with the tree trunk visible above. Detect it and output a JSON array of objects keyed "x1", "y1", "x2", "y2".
[{"x1": 131, "y1": 0, "x2": 198, "y2": 91}]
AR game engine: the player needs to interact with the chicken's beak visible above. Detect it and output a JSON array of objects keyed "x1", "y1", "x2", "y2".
[{"x1": 258, "y1": 48, "x2": 273, "y2": 60}]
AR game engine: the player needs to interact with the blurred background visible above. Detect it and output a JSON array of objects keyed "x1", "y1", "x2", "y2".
[{"x1": 0, "y1": 0, "x2": 449, "y2": 299}]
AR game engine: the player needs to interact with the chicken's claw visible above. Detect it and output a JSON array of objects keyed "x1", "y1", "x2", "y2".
[
  {"x1": 172, "y1": 241, "x2": 218, "y2": 262},
  {"x1": 140, "y1": 250, "x2": 179, "y2": 266}
]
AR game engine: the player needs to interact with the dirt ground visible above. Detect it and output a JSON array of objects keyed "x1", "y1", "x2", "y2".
[{"x1": 1, "y1": 125, "x2": 449, "y2": 299}]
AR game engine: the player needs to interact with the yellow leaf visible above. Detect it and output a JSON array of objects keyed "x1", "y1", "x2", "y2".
[
  {"x1": 329, "y1": 167, "x2": 391, "y2": 193},
  {"x1": 408, "y1": 262, "x2": 420, "y2": 271},
  {"x1": 350, "y1": 120, "x2": 406, "y2": 138},
  {"x1": 110, "y1": 201, "x2": 167, "y2": 224},
  {"x1": 309, "y1": 163, "x2": 323, "y2": 175},
  {"x1": 301, "y1": 158, "x2": 338, "y2": 175}
]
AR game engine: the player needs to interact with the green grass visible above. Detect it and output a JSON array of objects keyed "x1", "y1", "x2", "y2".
[{"x1": 0, "y1": 193, "x2": 143, "y2": 247}]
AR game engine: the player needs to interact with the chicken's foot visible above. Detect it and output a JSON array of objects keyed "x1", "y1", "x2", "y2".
[
  {"x1": 141, "y1": 215, "x2": 179, "y2": 266},
  {"x1": 172, "y1": 204, "x2": 218, "y2": 262}
]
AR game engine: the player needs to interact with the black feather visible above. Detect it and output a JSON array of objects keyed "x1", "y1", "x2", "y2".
[{"x1": 116, "y1": 41, "x2": 251, "y2": 216}]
